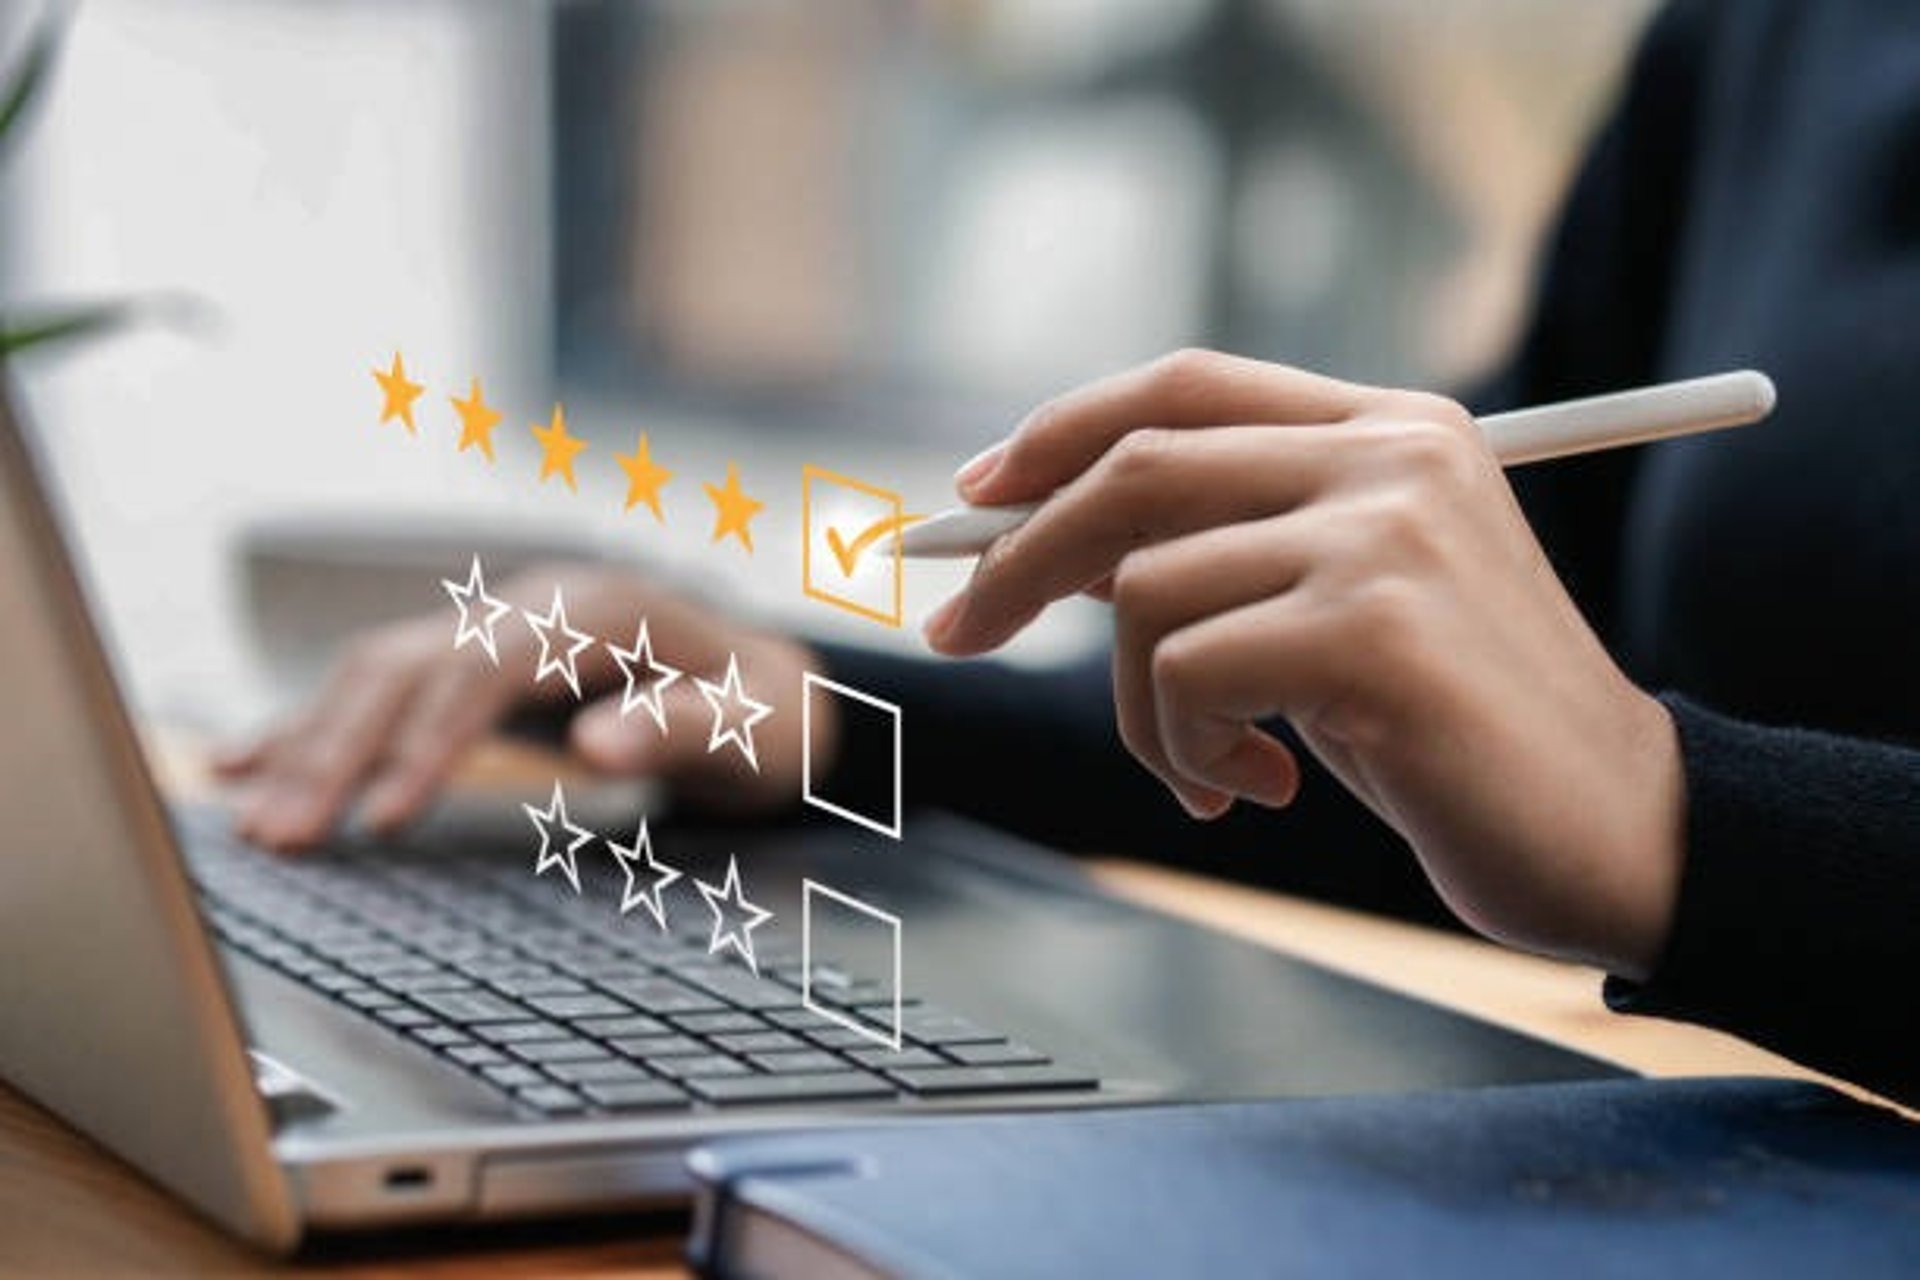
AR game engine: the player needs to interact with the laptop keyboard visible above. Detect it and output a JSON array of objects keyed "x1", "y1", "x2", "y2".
[{"x1": 182, "y1": 827, "x2": 1096, "y2": 1118}]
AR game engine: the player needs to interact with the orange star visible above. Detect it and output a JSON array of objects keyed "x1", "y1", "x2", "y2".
[
  {"x1": 614, "y1": 431, "x2": 674, "y2": 521},
  {"x1": 450, "y1": 376, "x2": 502, "y2": 462},
  {"x1": 372, "y1": 351, "x2": 424, "y2": 433},
  {"x1": 530, "y1": 403, "x2": 588, "y2": 491},
  {"x1": 704, "y1": 462, "x2": 764, "y2": 553}
]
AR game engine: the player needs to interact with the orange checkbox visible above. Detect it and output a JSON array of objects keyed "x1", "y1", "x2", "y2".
[{"x1": 802, "y1": 465, "x2": 912, "y2": 627}]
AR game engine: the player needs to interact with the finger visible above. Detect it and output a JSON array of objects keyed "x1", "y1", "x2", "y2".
[
  {"x1": 210, "y1": 732, "x2": 276, "y2": 778},
  {"x1": 1109, "y1": 516, "x2": 1313, "y2": 814},
  {"x1": 237, "y1": 661, "x2": 420, "y2": 850},
  {"x1": 1152, "y1": 595, "x2": 1338, "y2": 807},
  {"x1": 964, "y1": 349, "x2": 1365, "y2": 505},
  {"x1": 358, "y1": 668, "x2": 512, "y2": 832},
  {"x1": 929, "y1": 424, "x2": 1345, "y2": 656}
]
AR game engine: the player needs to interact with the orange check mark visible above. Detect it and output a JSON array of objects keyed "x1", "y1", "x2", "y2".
[{"x1": 824, "y1": 513, "x2": 922, "y2": 577}]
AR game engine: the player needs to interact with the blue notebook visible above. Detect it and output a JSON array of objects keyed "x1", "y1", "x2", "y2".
[{"x1": 685, "y1": 1078, "x2": 1920, "y2": 1279}]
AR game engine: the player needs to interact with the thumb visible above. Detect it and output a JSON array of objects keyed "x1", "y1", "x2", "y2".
[{"x1": 571, "y1": 691, "x2": 678, "y2": 774}]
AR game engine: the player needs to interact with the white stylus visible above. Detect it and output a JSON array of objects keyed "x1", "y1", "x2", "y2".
[{"x1": 895, "y1": 369, "x2": 1776, "y2": 559}]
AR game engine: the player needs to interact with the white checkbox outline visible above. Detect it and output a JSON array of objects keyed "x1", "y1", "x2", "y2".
[
  {"x1": 802, "y1": 879, "x2": 904, "y2": 1052},
  {"x1": 801, "y1": 671, "x2": 903, "y2": 841}
]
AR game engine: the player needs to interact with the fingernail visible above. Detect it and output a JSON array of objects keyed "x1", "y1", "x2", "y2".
[
  {"x1": 954, "y1": 441, "x2": 1007, "y2": 500},
  {"x1": 921, "y1": 595, "x2": 965, "y2": 649},
  {"x1": 1173, "y1": 785, "x2": 1232, "y2": 821}
]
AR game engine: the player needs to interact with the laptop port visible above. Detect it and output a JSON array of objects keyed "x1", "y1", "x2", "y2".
[{"x1": 383, "y1": 1165, "x2": 435, "y2": 1192}]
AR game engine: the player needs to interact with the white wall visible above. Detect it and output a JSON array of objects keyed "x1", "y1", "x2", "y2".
[{"x1": 3, "y1": 1, "x2": 552, "y2": 719}]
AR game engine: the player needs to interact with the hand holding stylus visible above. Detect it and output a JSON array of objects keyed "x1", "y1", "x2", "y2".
[
  {"x1": 921, "y1": 351, "x2": 1770, "y2": 980},
  {"x1": 900, "y1": 370, "x2": 1772, "y2": 557}
]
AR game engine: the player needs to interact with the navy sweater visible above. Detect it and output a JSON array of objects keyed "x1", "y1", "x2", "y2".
[{"x1": 825, "y1": 0, "x2": 1920, "y2": 1104}]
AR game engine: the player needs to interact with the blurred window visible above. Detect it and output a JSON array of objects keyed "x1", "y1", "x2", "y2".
[{"x1": 553, "y1": 0, "x2": 1658, "y2": 436}]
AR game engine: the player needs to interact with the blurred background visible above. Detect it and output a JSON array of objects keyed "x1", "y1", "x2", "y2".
[{"x1": 0, "y1": 0, "x2": 1657, "y2": 732}]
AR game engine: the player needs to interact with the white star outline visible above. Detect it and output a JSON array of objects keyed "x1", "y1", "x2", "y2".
[
  {"x1": 695, "y1": 854, "x2": 775, "y2": 974},
  {"x1": 606, "y1": 616, "x2": 683, "y2": 734},
  {"x1": 441, "y1": 554, "x2": 513, "y2": 665},
  {"x1": 522, "y1": 584, "x2": 595, "y2": 699},
  {"x1": 605, "y1": 816, "x2": 681, "y2": 932},
  {"x1": 523, "y1": 779, "x2": 594, "y2": 894},
  {"x1": 695, "y1": 651, "x2": 774, "y2": 773}
]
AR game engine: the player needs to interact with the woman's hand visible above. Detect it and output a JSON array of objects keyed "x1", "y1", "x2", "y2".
[
  {"x1": 926, "y1": 350, "x2": 1683, "y2": 978},
  {"x1": 217, "y1": 563, "x2": 822, "y2": 851}
]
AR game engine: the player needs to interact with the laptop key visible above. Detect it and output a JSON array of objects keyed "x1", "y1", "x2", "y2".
[
  {"x1": 573, "y1": 1015, "x2": 671, "y2": 1039},
  {"x1": 308, "y1": 968, "x2": 362, "y2": 993},
  {"x1": 373, "y1": 1005, "x2": 434, "y2": 1029},
  {"x1": 337, "y1": 951, "x2": 420, "y2": 982},
  {"x1": 380, "y1": 973, "x2": 477, "y2": 996},
  {"x1": 480, "y1": 1063, "x2": 546, "y2": 1090},
  {"x1": 711, "y1": 1031, "x2": 808, "y2": 1055},
  {"x1": 747, "y1": 1051, "x2": 844, "y2": 1075},
  {"x1": 887, "y1": 1064, "x2": 1097, "y2": 1096},
  {"x1": 848, "y1": 1046, "x2": 943, "y2": 1070},
  {"x1": 474, "y1": 1020, "x2": 567, "y2": 1045},
  {"x1": 897, "y1": 1009, "x2": 1003, "y2": 1046},
  {"x1": 448, "y1": 1045, "x2": 508, "y2": 1067},
  {"x1": 670, "y1": 1011, "x2": 766, "y2": 1036},
  {"x1": 608, "y1": 1035, "x2": 707, "y2": 1059},
  {"x1": 681, "y1": 967, "x2": 803, "y2": 1011},
  {"x1": 645, "y1": 1054, "x2": 751, "y2": 1080},
  {"x1": 572, "y1": 961, "x2": 658, "y2": 984},
  {"x1": 807, "y1": 1027, "x2": 892, "y2": 1051},
  {"x1": 490, "y1": 975, "x2": 589, "y2": 999},
  {"x1": 686, "y1": 1073, "x2": 895, "y2": 1106},
  {"x1": 341, "y1": 951, "x2": 434, "y2": 977},
  {"x1": 339, "y1": 986, "x2": 400, "y2": 1010},
  {"x1": 581, "y1": 1081, "x2": 689, "y2": 1112},
  {"x1": 597, "y1": 978, "x2": 725, "y2": 1015},
  {"x1": 514, "y1": 1084, "x2": 586, "y2": 1116},
  {"x1": 465, "y1": 961, "x2": 561, "y2": 982},
  {"x1": 412, "y1": 1024, "x2": 471, "y2": 1048},
  {"x1": 946, "y1": 1041, "x2": 1048, "y2": 1067},
  {"x1": 509, "y1": 1039, "x2": 613, "y2": 1065},
  {"x1": 413, "y1": 990, "x2": 530, "y2": 1024},
  {"x1": 546, "y1": 1060, "x2": 653, "y2": 1085},
  {"x1": 525, "y1": 992, "x2": 632, "y2": 1020}
]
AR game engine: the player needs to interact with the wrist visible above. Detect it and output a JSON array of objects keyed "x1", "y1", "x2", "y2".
[{"x1": 1604, "y1": 687, "x2": 1686, "y2": 981}]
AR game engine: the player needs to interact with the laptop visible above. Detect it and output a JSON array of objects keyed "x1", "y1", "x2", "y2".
[{"x1": 0, "y1": 381, "x2": 1620, "y2": 1252}]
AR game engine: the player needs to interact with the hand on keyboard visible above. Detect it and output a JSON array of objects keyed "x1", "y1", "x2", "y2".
[{"x1": 214, "y1": 562, "x2": 827, "y2": 850}]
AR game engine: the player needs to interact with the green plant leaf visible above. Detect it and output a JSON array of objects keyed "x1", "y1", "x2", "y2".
[
  {"x1": 0, "y1": 301, "x2": 139, "y2": 356},
  {"x1": 0, "y1": 12, "x2": 63, "y2": 164}
]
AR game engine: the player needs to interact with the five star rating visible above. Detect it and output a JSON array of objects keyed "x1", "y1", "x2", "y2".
[
  {"x1": 371, "y1": 351, "x2": 923, "y2": 1028},
  {"x1": 373, "y1": 350, "x2": 762, "y2": 551}
]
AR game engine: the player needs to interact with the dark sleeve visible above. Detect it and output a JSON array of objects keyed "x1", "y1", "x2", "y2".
[
  {"x1": 1605, "y1": 698, "x2": 1920, "y2": 1106},
  {"x1": 1474, "y1": 0, "x2": 1712, "y2": 645},
  {"x1": 815, "y1": 640, "x2": 1457, "y2": 928}
]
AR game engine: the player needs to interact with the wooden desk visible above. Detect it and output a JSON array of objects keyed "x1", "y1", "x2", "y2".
[{"x1": 0, "y1": 854, "x2": 1839, "y2": 1276}]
